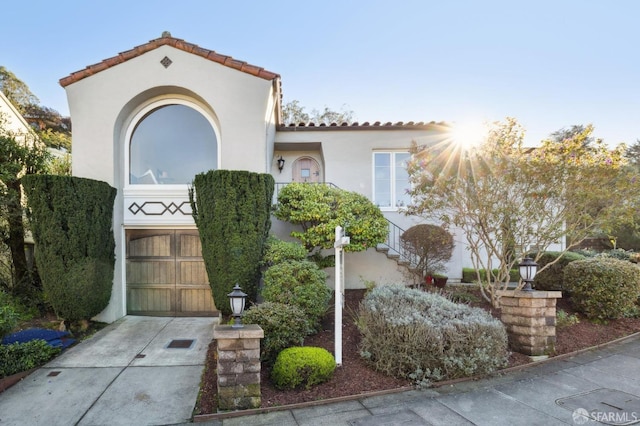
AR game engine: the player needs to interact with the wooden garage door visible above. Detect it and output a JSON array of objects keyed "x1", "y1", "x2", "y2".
[{"x1": 126, "y1": 229, "x2": 217, "y2": 316}]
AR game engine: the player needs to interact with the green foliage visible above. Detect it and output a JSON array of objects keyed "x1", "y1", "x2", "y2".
[
  {"x1": 461, "y1": 268, "x2": 519, "y2": 283},
  {"x1": 0, "y1": 339, "x2": 60, "y2": 378},
  {"x1": 0, "y1": 290, "x2": 19, "y2": 338},
  {"x1": 556, "y1": 309, "x2": 580, "y2": 328},
  {"x1": 532, "y1": 251, "x2": 585, "y2": 291},
  {"x1": 262, "y1": 237, "x2": 307, "y2": 266},
  {"x1": 189, "y1": 170, "x2": 274, "y2": 315},
  {"x1": 242, "y1": 302, "x2": 308, "y2": 364},
  {"x1": 281, "y1": 100, "x2": 354, "y2": 125},
  {"x1": 261, "y1": 260, "x2": 330, "y2": 332},
  {"x1": 274, "y1": 183, "x2": 388, "y2": 253},
  {"x1": 357, "y1": 285, "x2": 508, "y2": 384},
  {"x1": 271, "y1": 346, "x2": 336, "y2": 390},
  {"x1": 22, "y1": 175, "x2": 116, "y2": 322},
  {"x1": 400, "y1": 224, "x2": 454, "y2": 277},
  {"x1": 595, "y1": 248, "x2": 633, "y2": 261},
  {"x1": 564, "y1": 258, "x2": 640, "y2": 321},
  {"x1": 407, "y1": 119, "x2": 639, "y2": 306}
]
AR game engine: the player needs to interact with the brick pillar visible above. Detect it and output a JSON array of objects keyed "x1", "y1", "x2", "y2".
[
  {"x1": 213, "y1": 324, "x2": 264, "y2": 411},
  {"x1": 496, "y1": 290, "x2": 562, "y2": 358}
]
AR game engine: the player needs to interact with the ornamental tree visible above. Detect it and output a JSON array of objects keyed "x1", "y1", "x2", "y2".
[
  {"x1": 406, "y1": 118, "x2": 638, "y2": 306},
  {"x1": 274, "y1": 183, "x2": 388, "y2": 254},
  {"x1": 400, "y1": 224, "x2": 455, "y2": 278}
]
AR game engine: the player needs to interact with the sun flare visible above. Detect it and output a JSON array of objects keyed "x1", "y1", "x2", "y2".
[{"x1": 448, "y1": 119, "x2": 489, "y2": 151}]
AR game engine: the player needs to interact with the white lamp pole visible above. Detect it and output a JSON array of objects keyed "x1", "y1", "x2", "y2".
[{"x1": 334, "y1": 226, "x2": 349, "y2": 366}]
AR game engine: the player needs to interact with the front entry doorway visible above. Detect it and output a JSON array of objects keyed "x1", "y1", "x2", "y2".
[{"x1": 126, "y1": 229, "x2": 216, "y2": 316}]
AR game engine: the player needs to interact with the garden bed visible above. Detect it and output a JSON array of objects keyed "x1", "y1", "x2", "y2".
[{"x1": 194, "y1": 286, "x2": 640, "y2": 414}]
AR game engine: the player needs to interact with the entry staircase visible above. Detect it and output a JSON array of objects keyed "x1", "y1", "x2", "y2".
[{"x1": 273, "y1": 182, "x2": 418, "y2": 272}]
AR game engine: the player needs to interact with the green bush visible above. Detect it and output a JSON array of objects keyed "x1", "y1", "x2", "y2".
[
  {"x1": 271, "y1": 346, "x2": 336, "y2": 390},
  {"x1": 22, "y1": 175, "x2": 116, "y2": 323},
  {"x1": 461, "y1": 268, "x2": 519, "y2": 283},
  {"x1": 0, "y1": 290, "x2": 19, "y2": 339},
  {"x1": 532, "y1": 251, "x2": 585, "y2": 291},
  {"x1": 242, "y1": 302, "x2": 308, "y2": 364},
  {"x1": 596, "y1": 249, "x2": 633, "y2": 261},
  {"x1": 556, "y1": 309, "x2": 580, "y2": 328},
  {"x1": 262, "y1": 237, "x2": 307, "y2": 266},
  {"x1": 189, "y1": 170, "x2": 274, "y2": 314},
  {"x1": 357, "y1": 285, "x2": 508, "y2": 385},
  {"x1": 262, "y1": 260, "x2": 331, "y2": 332},
  {"x1": 0, "y1": 340, "x2": 60, "y2": 378},
  {"x1": 564, "y1": 258, "x2": 640, "y2": 321}
]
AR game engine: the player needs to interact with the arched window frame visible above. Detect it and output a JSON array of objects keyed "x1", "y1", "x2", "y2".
[{"x1": 123, "y1": 97, "x2": 221, "y2": 190}]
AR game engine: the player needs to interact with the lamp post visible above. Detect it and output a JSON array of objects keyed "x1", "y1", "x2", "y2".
[
  {"x1": 227, "y1": 283, "x2": 247, "y2": 328},
  {"x1": 518, "y1": 256, "x2": 538, "y2": 291}
]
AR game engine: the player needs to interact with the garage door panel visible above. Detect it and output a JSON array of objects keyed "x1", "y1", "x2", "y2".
[{"x1": 126, "y1": 229, "x2": 216, "y2": 316}]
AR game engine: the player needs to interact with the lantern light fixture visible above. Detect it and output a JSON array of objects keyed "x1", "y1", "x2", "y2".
[
  {"x1": 277, "y1": 156, "x2": 285, "y2": 172},
  {"x1": 518, "y1": 256, "x2": 538, "y2": 292},
  {"x1": 227, "y1": 283, "x2": 247, "y2": 328}
]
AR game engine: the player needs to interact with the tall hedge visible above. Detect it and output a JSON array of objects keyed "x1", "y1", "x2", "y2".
[
  {"x1": 22, "y1": 175, "x2": 116, "y2": 322},
  {"x1": 189, "y1": 170, "x2": 274, "y2": 315}
]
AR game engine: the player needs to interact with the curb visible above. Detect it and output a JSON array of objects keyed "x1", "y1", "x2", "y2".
[{"x1": 192, "y1": 331, "x2": 640, "y2": 423}]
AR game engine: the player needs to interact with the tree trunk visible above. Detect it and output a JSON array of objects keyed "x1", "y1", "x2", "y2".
[{"x1": 5, "y1": 179, "x2": 32, "y2": 293}]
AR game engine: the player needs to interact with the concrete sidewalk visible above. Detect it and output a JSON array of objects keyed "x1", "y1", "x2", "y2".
[
  {"x1": 0, "y1": 316, "x2": 216, "y2": 426},
  {"x1": 194, "y1": 334, "x2": 640, "y2": 426}
]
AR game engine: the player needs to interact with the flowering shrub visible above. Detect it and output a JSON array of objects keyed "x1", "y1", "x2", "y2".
[
  {"x1": 242, "y1": 302, "x2": 308, "y2": 364},
  {"x1": 271, "y1": 346, "x2": 336, "y2": 390},
  {"x1": 564, "y1": 258, "x2": 640, "y2": 321},
  {"x1": 357, "y1": 285, "x2": 508, "y2": 385}
]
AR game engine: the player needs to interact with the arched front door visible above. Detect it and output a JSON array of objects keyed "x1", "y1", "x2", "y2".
[{"x1": 292, "y1": 157, "x2": 321, "y2": 183}]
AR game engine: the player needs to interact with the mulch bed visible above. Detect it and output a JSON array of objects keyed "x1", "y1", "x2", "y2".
[{"x1": 194, "y1": 286, "x2": 640, "y2": 414}]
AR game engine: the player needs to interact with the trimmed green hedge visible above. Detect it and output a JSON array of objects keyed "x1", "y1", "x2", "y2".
[
  {"x1": 262, "y1": 237, "x2": 307, "y2": 266},
  {"x1": 532, "y1": 251, "x2": 585, "y2": 291},
  {"x1": 564, "y1": 258, "x2": 640, "y2": 321},
  {"x1": 271, "y1": 346, "x2": 336, "y2": 390},
  {"x1": 462, "y1": 268, "x2": 519, "y2": 283},
  {"x1": 189, "y1": 170, "x2": 274, "y2": 315},
  {"x1": 22, "y1": 175, "x2": 116, "y2": 322}
]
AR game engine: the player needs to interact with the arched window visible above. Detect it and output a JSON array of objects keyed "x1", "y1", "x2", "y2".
[{"x1": 129, "y1": 104, "x2": 217, "y2": 185}]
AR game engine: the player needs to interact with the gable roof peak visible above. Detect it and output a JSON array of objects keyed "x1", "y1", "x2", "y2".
[{"x1": 59, "y1": 34, "x2": 280, "y2": 87}]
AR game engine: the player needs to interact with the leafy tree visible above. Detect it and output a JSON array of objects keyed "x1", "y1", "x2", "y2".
[
  {"x1": 407, "y1": 118, "x2": 638, "y2": 306},
  {"x1": 274, "y1": 183, "x2": 387, "y2": 254},
  {"x1": 400, "y1": 224, "x2": 455, "y2": 278},
  {"x1": 0, "y1": 66, "x2": 39, "y2": 114},
  {"x1": 0, "y1": 117, "x2": 49, "y2": 296},
  {"x1": 281, "y1": 100, "x2": 354, "y2": 125}
]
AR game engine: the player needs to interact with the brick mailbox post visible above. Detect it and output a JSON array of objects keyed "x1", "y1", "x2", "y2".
[
  {"x1": 213, "y1": 324, "x2": 264, "y2": 411},
  {"x1": 496, "y1": 290, "x2": 562, "y2": 358}
]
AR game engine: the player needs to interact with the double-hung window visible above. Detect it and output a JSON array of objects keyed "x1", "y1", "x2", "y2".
[{"x1": 373, "y1": 151, "x2": 411, "y2": 210}]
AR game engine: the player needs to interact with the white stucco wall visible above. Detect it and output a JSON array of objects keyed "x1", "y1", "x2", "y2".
[
  {"x1": 0, "y1": 91, "x2": 31, "y2": 137},
  {"x1": 63, "y1": 44, "x2": 279, "y2": 322}
]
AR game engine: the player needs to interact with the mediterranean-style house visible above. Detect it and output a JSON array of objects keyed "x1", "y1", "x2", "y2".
[{"x1": 59, "y1": 34, "x2": 470, "y2": 323}]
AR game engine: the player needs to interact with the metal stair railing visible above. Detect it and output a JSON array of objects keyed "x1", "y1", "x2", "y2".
[{"x1": 273, "y1": 182, "x2": 417, "y2": 268}]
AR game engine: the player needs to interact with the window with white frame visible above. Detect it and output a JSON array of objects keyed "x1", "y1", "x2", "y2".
[{"x1": 373, "y1": 151, "x2": 411, "y2": 209}]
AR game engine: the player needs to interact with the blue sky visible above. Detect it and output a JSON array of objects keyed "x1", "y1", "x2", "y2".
[{"x1": 2, "y1": 0, "x2": 638, "y2": 146}]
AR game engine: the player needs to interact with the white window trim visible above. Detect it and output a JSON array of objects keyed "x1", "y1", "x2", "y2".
[{"x1": 372, "y1": 151, "x2": 411, "y2": 211}]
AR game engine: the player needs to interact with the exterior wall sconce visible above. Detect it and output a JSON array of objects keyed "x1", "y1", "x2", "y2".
[
  {"x1": 277, "y1": 156, "x2": 285, "y2": 173},
  {"x1": 518, "y1": 256, "x2": 538, "y2": 291},
  {"x1": 227, "y1": 283, "x2": 247, "y2": 328}
]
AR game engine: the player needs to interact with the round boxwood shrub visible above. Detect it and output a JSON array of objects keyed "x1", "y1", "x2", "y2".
[
  {"x1": 358, "y1": 285, "x2": 508, "y2": 384},
  {"x1": 532, "y1": 251, "x2": 585, "y2": 291},
  {"x1": 262, "y1": 237, "x2": 307, "y2": 266},
  {"x1": 261, "y1": 260, "x2": 330, "y2": 333},
  {"x1": 564, "y1": 258, "x2": 640, "y2": 321},
  {"x1": 271, "y1": 346, "x2": 336, "y2": 390},
  {"x1": 242, "y1": 301, "x2": 308, "y2": 364}
]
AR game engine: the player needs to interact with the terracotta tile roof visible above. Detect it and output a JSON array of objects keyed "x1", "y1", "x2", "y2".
[
  {"x1": 59, "y1": 35, "x2": 280, "y2": 87},
  {"x1": 278, "y1": 121, "x2": 450, "y2": 131}
]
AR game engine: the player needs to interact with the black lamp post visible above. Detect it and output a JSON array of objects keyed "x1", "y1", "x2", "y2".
[
  {"x1": 518, "y1": 256, "x2": 538, "y2": 291},
  {"x1": 227, "y1": 283, "x2": 247, "y2": 328},
  {"x1": 277, "y1": 156, "x2": 285, "y2": 173}
]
